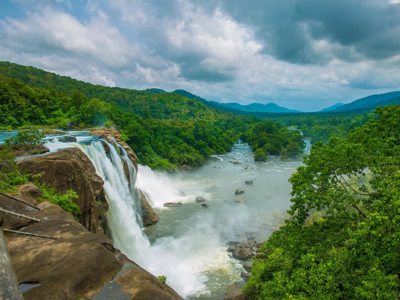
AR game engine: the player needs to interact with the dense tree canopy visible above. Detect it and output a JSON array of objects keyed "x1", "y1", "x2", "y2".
[{"x1": 244, "y1": 105, "x2": 400, "y2": 299}]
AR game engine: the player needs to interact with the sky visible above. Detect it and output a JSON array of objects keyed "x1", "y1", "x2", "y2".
[{"x1": 0, "y1": 0, "x2": 400, "y2": 111}]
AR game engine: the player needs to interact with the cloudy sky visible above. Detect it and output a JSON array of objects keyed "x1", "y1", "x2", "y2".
[{"x1": 1, "y1": 0, "x2": 400, "y2": 111}]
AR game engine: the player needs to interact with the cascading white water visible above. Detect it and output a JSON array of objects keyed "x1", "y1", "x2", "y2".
[{"x1": 44, "y1": 137, "x2": 212, "y2": 297}]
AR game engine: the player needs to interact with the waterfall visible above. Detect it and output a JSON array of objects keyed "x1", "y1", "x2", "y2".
[{"x1": 44, "y1": 137, "x2": 209, "y2": 297}]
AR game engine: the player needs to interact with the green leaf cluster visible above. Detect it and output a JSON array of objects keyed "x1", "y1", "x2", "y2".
[
  {"x1": 241, "y1": 120, "x2": 305, "y2": 161},
  {"x1": 245, "y1": 105, "x2": 400, "y2": 299}
]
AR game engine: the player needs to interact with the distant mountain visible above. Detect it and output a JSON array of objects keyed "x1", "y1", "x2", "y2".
[
  {"x1": 220, "y1": 102, "x2": 301, "y2": 113},
  {"x1": 143, "y1": 88, "x2": 166, "y2": 94},
  {"x1": 320, "y1": 102, "x2": 344, "y2": 112},
  {"x1": 172, "y1": 89, "x2": 251, "y2": 115},
  {"x1": 333, "y1": 91, "x2": 400, "y2": 112}
]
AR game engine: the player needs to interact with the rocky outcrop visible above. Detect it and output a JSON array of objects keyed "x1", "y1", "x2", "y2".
[
  {"x1": 139, "y1": 190, "x2": 159, "y2": 226},
  {"x1": 91, "y1": 129, "x2": 138, "y2": 171},
  {"x1": 18, "y1": 147, "x2": 106, "y2": 234},
  {"x1": 2, "y1": 191, "x2": 182, "y2": 300}
]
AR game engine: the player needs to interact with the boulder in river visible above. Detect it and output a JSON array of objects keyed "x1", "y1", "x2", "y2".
[
  {"x1": 234, "y1": 189, "x2": 244, "y2": 195},
  {"x1": 59, "y1": 136, "x2": 77, "y2": 143},
  {"x1": 232, "y1": 248, "x2": 253, "y2": 260},
  {"x1": 164, "y1": 202, "x2": 183, "y2": 207},
  {"x1": 195, "y1": 196, "x2": 205, "y2": 202},
  {"x1": 224, "y1": 281, "x2": 245, "y2": 300},
  {"x1": 245, "y1": 180, "x2": 253, "y2": 185},
  {"x1": 243, "y1": 262, "x2": 253, "y2": 272}
]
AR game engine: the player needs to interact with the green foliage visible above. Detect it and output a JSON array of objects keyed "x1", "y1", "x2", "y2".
[
  {"x1": 0, "y1": 145, "x2": 29, "y2": 192},
  {"x1": 244, "y1": 105, "x2": 400, "y2": 299},
  {"x1": 241, "y1": 121, "x2": 305, "y2": 161},
  {"x1": 36, "y1": 182, "x2": 80, "y2": 217},
  {"x1": 5, "y1": 128, "x2": 45, "y2": 154}
]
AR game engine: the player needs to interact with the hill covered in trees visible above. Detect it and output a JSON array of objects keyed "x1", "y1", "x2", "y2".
[
  {"x1": 0, "y1": 61, "x2": 305, "y2": 168},
  {"x1": 245, "y1": 104, "x2": 400, "y2": 299}
]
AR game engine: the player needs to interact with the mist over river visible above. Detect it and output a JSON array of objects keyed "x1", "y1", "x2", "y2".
[{"x1": 137, "y1": 141, "x2": 304, "y2": 299}]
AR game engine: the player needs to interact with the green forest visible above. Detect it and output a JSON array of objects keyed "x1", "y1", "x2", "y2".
[
  {"x1": 0, "y1": 61, "x2": 305, "y2": 168},
  {"x1": 244, "y1": 105, "x2": 400, "y2": 299}
]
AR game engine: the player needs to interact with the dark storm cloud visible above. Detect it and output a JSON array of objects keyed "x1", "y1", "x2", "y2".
[{"x1": 208, "y1": 0, "x2": 400, "y2": 64}]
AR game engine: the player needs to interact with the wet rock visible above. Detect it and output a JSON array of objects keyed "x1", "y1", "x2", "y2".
[
  {"x1": 195, "y1": 196, "x2": 205, "y2": 202},
  {"x1": 234, "y1": 189, "x2": 244, "y2": 195},
  {"x1": 224, "y1": 281, "x2": 245, "y2": 300},
  {"x1": 232, "y1": 248, "x2": 252, "y2": 260},
  {"x1": 243, "y1": 262, "x2": 253, "y2": 272},
  {"x1": 235, "y1": 200, "x2": 246, "y2": 203},
  {"x1": 59, "y1": 136, "x2": 77, "y2": 143},
  {"x1": 201, "y1": 203, "x2": 209, "y2": 208},
  {"x1": 245, "y1": 180, "x2": 253, "y2": 185},
  {"x1": 139, "y1": 190, "x2": 159, "y2": 226},
  {"x1": 241, "y1": 271, "x2": 250, "y2": 282},
  {"x1": 18, "y1": 182, "x2": 43, "y2": 199},
  {"x1": 163, "y1": 202, "x2": 183, "y2": 207}
]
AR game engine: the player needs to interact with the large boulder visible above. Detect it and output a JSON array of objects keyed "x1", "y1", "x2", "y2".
[
  {"x1": 18, "y1": 148, "x2": 106, "y2": 234},
  {"x1": 139, "y1": 190, "x2": 159, "y2": 226},
  {"x1": 4, "y1": 197, "x2": 182, "y2": 300}
]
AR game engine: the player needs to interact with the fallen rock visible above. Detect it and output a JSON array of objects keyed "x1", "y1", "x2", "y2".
[
  {"x1": 224, "y1": 282, "x2": 245, "y2": 300},
  {"x1": 234, "y1": 189, "x2": 244, "y2": 195},
  {"x1": 245, "y1": 180, "x2": 253, "y2": 185},
  {"x1": 139, "y1": 190, "x2": 159, "y2": 226},
  {"x1": 163, "y1": 202, "x2": 183, "y2": 207},
  {"x1": 195, "y1": 196, "x2": 205, "y2": 202}
]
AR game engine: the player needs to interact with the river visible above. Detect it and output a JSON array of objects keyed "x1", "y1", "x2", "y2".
[{"x1": 137, "y1": 141, "x2": 304, "y2": 299}]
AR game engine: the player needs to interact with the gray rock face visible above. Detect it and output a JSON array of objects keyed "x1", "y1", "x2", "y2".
[
  {"x1": 195, "y1": 196, "x2": 205, "y2": 202},
  {"x1": 234, "y1": 189, "x2": 244, "y2": 195}
]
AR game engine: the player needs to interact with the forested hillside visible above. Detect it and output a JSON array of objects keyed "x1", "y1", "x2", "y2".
[
  {"x1": 245, "y1": 105, "x2": 400, "y2": 299},
  {"x1": 0, "y1": 61, "x2": 305, "y2": 167}
]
